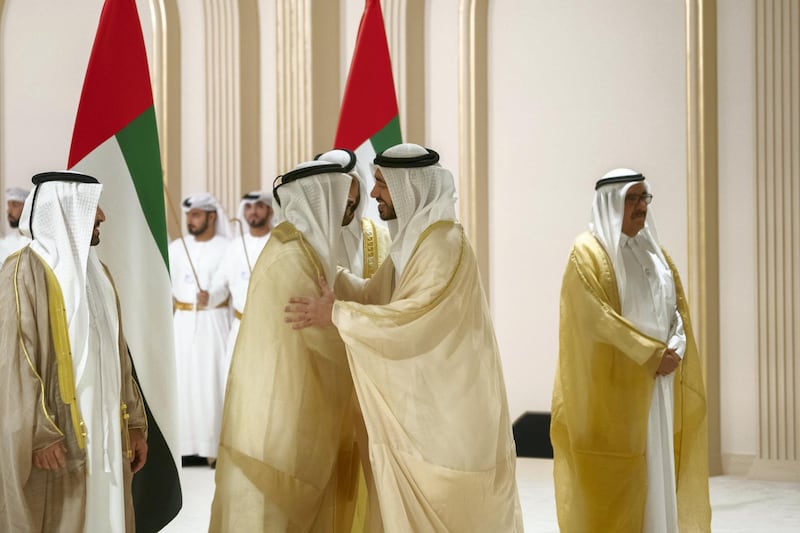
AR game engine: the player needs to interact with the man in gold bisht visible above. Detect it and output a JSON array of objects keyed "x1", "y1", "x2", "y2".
[
  {"x1": 209, "y1": 160, "x2": 367, "y2": 532},
  {"x1": 0, "y1": 171, "x2": 148, "y2": 532},
  {"x1": 551, "y1": 168, "x2": 711, "y2": 532},
  {"x1": 286, "y1": 143, "x2": 523, "y2": 533}
]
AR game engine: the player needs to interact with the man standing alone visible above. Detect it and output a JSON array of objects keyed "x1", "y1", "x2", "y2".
[
  {"x1": 0, "y1": 171, "x2": 147, "y2": 532},
  {"x1": 551, "y1": 168, "x2": 711, "y2": 532},
  {"x1": 169, "y1": 193, "x2": 230, "y2": 466}
]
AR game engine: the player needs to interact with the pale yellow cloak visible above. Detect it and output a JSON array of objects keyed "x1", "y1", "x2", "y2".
[
  {"x1": 209, "y1": 222, "x2": 363, "y2": 533},
  {"x1": 0, "y1": 247, "x2": 146, "y2": 533},
  {"x1": 333, "y1": 221, "x2": 523, "y2": 533},
  {"x1": 550, "y1": 231, "x2": 711, "y2": 532}
]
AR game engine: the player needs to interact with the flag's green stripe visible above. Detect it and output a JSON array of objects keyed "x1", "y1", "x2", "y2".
[
  {"x1": 369, "y1": 115, "x2": 403, "y2": 153},
  {"x1": 115, "y1": 106, "x2": 169, "y2": 267}
]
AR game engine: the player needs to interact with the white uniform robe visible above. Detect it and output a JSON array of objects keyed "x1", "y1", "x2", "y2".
[
  {"x1": 620, "y1": 234, "x2": 686, "y2": 533},
  {"x1": 169, "y1": 235, "x2": 231, "y2": 457},
  {"x1": 210, "y1": 232, "x2": 270, "y2": 372}
]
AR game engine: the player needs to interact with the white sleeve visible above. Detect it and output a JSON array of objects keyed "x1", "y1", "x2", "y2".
[{"x1": 667, "y1": 307, "x2": 686, "y2": 358}]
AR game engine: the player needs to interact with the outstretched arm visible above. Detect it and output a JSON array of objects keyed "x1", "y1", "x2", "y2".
[{"x1": 284, "y1": 276, "x2": 334, "y2": 329}]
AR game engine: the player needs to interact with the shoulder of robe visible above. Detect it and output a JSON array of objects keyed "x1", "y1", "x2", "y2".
[
  {"x1": 0, "y1": 246, "x2": 45, "y2": 286},
  {"x1": 270, "y1": 221, "x2": 303, "y2": 244},
  {"x1": 570, "y1": 231, "x2": 611, "y2": 271},
  {"x1": 566, "y1": 231, "x2": 621, "y2": 306},
  {"x1": 415, "y1": 220, "x2": 459, "y2": 250}
]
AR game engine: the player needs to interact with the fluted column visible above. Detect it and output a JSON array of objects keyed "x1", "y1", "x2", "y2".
[
  {"x1": 458, "y1": 0, "x2": 489, "y2": 294},
  {"x1": 201, "y1": 0, "x2": 241, "y2": 213},
  {"x1": 685, "y1": 0, "x2": 722, "y2": 475},
  {"x1": 275, "y1": 0, "x2": 339, "y2": 171},
  {"x1": 383, "y1": 0, "x2": 425, "y2": 144},
  {"x1": 752, "y1": 0, "x2": 800, "y2": 481}
]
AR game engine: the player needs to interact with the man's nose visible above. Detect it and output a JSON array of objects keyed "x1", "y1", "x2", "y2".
[{"x1": 370, "y1": 185, "x2": 379, "y2": 198}]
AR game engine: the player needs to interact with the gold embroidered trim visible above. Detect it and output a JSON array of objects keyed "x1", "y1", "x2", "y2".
[
  {"x1": 361, "y1": 218, "x2": 379, "y2": 278},
  {"x1": 13, "y1": 249, "x2": 65, "y2": 441},
  {"x1": 40, "y1": 255, "x2": 86, "y2": 449},
  {"x1": 121, "y1": 403, "x2": 132, "y2": 459}
]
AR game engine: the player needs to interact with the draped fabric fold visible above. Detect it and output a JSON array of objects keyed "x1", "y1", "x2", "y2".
[
  {"x1": 332, "y1": 221, "x2": 523, "y2": 533},
  {"x1": 550, "y1": 232, "x2": 710, "y2": 533},
  {"x1": 210, "y1": 222, "x2": 363, "y2": 533},
  {"x1": 0, "y1": 247, "x2": 146, "y2": 533}
]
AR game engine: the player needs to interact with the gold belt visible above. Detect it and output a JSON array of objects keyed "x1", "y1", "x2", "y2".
[
  {"x1": 174, "y1": 297, "x2": 230, "y2": 311},
  {"x1": 234, "y1": 309, "x2": 243, "y2": 320}
]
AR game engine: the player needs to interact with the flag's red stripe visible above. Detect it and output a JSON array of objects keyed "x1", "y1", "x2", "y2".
[
  {"x1": 334, "y1": 0, "x2": 399, "y2": 150},
  {"x1": 68, "y1": 0, "x2": 153, "y2": 168}
]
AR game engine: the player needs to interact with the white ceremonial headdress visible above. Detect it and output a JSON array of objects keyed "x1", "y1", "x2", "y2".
[
  {"x1": 235, "y1": 190, "x2": 273, "y2": 231},
  {"x1": 373, "y1": 143, "x2": 457, "y2": 279},
  {"x1": 19, "y1": 171, "x2": 103, "y2": 395},
  {"x1": 316, "y1": 149, "x2": 369, "y2": 273},
  {"x1": 6, "y1": 187, "x2": 29, "y2": 203},
  {"x1": 589, "y1": 168, "x2": 668, "y2": 306},
  {"x1": 272, "y1": 160, "x2": 352, "y2": 284},
  {"x1": 181, "y1": 192, "x2": 231, "y2": 239}
]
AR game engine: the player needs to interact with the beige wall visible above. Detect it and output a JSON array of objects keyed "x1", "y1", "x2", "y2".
[
  {"x1": 0, "y1": 0, "x2": 788, "y2": 476},
  {"x1": 487, "y1": 0, "x2": 689, "y2": 419},
  {"x1": 0, "y1": 0, "x2": 153, "y2": 191},
  {"x1": 717, "y1": 0, "x2": 759, "y2": 462}
]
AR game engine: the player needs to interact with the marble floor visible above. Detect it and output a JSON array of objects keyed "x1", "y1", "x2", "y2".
[{"x1": 162, "y1": 458, "x2": 800, "y2": 532}]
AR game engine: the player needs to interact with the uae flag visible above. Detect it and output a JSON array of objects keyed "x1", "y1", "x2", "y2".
[
  {"x1": 67, "y1": 0, "x2": 182, "y2": 530},
  {"x1": 335, "y1": 0, "x2": 403, "y2": 220}
]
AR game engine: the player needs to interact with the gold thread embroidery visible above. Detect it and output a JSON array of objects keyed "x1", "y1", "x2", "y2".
[{"x1": 13, "y1": 249, "x2": 64, "y2": 439}]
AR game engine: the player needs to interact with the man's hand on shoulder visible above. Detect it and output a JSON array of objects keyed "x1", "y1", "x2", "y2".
[
  {"x1": 129, "y1": 428, "x2": 148, "y2": 474},
  {"x1": 284, "y1": 276, "x2": 335, "y2": 329},
  {"x1": 32, "y1": 440, "x2": 66, "y2": 471}
]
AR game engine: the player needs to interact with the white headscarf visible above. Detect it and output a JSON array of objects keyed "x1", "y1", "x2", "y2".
[
  {"x1": 374, "y1": 143, "x2": 457, "y2": 279},
  {"x1": 6, "y1": 187, "x2": 29, "y2": 203},
  {"x1": 181, "y1": 192, "x2": 231, "y2": 239},
  {"x1": 273, "y1": 160, "x2": 352, "y2": 284},
  {"x1": 19, "y1": 172, "x2": 103, "y2": 394},
  {"x1": 235, "y1": 191, "x2": 273, "y2": 231},
  {"x1": 316, "y1": 149, "x2": 369, "y2": 273},
  {"x1": 589, "y1": 168, "x2": 668, "y2": 307}
]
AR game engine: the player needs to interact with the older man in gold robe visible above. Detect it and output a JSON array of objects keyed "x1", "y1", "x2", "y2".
[
  {"x1": 551, "y1": 169, "x2": 711, "y2": 532},
  {"x1": 0, "y1": 172, "x2": 147, "y2": 533},
  {"x1": 209, "y1": 160, "x2": 364, "y2": 532},
  {"x1": 287, "y1": 144, "x2": 523, "y2": 533}
]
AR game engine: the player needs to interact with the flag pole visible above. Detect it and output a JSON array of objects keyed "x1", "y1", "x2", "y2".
[{"x1": 161, "y1": 181, "x2": 203, "y2": 291}]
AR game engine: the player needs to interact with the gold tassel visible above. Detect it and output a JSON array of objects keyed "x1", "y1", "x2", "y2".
[{"x1": 121, "y1": 403, "x2": 132, "y2": 459}]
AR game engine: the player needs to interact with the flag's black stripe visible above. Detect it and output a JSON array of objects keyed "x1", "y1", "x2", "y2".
[{"x1": 130, "y1": 353, "x2": 183, "y2": 532}]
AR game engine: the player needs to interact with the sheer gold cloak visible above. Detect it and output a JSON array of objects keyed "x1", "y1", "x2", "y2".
[
  {"x1": 210, "y1": 222, "x2": 361, "y2": 533},
  {"x1": 0, "y1": 247, "x2": 146, "y2": 533},
  {"x1": 550, "y1": 231, "x2": 710, "y2": 532},
  {"x1": 333, "y1": 221, "x2": 523, "y2": 533}
]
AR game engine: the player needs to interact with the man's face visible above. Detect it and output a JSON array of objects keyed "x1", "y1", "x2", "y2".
[
  {"x1": 244, "y1": 201, "x2": 272, "y2": 229},
  {"x1": 342, "y1": 178, "x2": 360, "y2": 226},
  {"x1": 370, "y1": 169, "x2": 396, "y2": 221},
  {"x1": 621, "y1": 182, "x2": 650, "y2": 237},
  {"x1": 186, "y1": 209, "x2": 215, "y2": 237},
  {"x1": 7, "y1": 200, "x2": 24, "y2": 228},
  {"x1": 91, "y1": 207, "x2": 106, "y2": 246}
]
